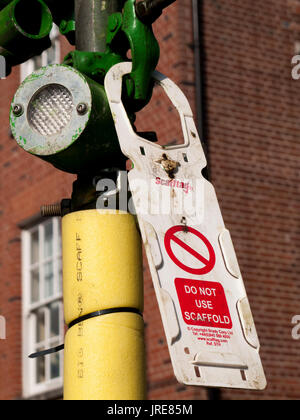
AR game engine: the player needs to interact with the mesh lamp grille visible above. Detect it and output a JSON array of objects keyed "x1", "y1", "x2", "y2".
[{"x1": 28, "y1": 84, "x2": 74, "y2": 136}]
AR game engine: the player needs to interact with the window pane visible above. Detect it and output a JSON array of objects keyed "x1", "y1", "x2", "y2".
[
  {"x1": 58, "y1": 258, "x2": 62, "y2": 293},
  {"x1": 44, "y1": 223, "x2": 53, "y2": 258},
  {"x1": 47, "y1": 45, "x2": 56, "y2": 65},
  {"x1": 33, "y1": 55, "x2": 42, "y2": 71},
  {"x1": 24, "y1": 216, "x2": 64, "y2": 392},
  {"x1": 31, "y1": 230, "x2": 39, "y2": 264},
  {"x1": 31, "y1": 268, "x2": 39, "y2": 303},
  {"x1": 50, "y1": 303, "x2": 60, "y2": 338},
  {"x1": 36, "y1": 310, "x2": 45, "y2": 343},
  {"x1": 50, "y1": 348, "x2": 60, "y2": 379},
  {"x1": 36, "y1": 351, "x2": 45, "y2": 384},
  {"x1": 57, "y1": 221, "x2": 62, "y2": 255},
  {"x1": 44, "y1": 261, "x2": 54, "y2": 298}
]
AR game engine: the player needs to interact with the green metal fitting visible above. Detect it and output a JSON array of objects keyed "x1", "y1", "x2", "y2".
[
  {"x1": 122, "y1": 0, "x2": 160, "y2": 110},
  {"x1": 43, "y1": 0, "x2": 75, "y2": 45},
  {"x1": 0, "y1": 0, "x2": 53, "y2": 70},
  {"x1": 59, "y1": 19, "x2": 75, "y2": 37},
  {"x1": 64, "y1": 0, "x2": 160, "y2": 112},
  {"x1": 8, "y1": 0, "x2": 161, "y2": 180}
]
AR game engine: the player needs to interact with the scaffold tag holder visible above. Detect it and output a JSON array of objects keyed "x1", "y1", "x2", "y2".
[{"x1": 105, "y1": 62, "x2": 267, "y2": 390}]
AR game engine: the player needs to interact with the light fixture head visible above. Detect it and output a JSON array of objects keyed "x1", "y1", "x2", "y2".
[{"x1": 10, "y1": 64, "x2": 124, "y2": 174}]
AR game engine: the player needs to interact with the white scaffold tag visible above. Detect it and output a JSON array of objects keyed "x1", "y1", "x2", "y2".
[{"x1": 105, "y1": 62, "x2": 267, "y2": 390}]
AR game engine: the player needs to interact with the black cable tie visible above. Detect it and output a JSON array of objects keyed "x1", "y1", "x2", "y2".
[
  {"x1": 68, "y1": 307, "x2": 143, "y2": 329},
  {"x1": 29, "y1": 344, "x2": 64, "y2": 359},
  {"x1": 28, "y1": 307, "x2": 143, "y2": 359}
]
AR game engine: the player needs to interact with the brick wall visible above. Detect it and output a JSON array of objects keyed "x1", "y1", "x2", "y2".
[
  {"x1": 0, "y1": 0, "x2": 300, "y2": 400},
  {"x1": 200, "y1": 0, "x2": 300, "y2": 400}
]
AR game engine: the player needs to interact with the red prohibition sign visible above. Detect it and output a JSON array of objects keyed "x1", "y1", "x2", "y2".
[{"x1": 164, "y1": 226, "x2": 216, "y2": 275}]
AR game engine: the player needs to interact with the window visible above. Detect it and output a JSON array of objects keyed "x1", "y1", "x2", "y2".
[
  {"x1": 20, "y1": 25, "x2": 61, "y2": 82},
  {"x1": 22, "y1": 218, "x2": 63, "y2": 399}
]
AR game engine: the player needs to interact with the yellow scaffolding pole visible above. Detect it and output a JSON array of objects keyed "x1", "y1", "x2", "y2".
[{"x1": 62, "y1": 209, "x2": 146, "y2": 400}]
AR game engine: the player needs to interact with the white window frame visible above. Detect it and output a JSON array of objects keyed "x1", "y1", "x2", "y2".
[
  {"x1": 21, "y1": 218, "x2": 64, "y2": 399},
  {"x1": 20, "y1": 25, "x2": 61, "y2": 82}
]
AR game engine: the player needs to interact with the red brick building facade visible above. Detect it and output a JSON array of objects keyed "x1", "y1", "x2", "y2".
[{"x1": 0, "y1": 0, "x2": 300, "y2": 400}]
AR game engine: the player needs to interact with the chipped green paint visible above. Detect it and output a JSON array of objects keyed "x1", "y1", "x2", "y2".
[
  {"x1": 71, "y1": 127, "x2": 83, "y2": 143},
  {"x1": 9, "y1": 113, "x2": 17, "y2": 141},
  {"x1": 21, "y1": 66, "x2": 50, "y2": 87},
  {"x1": 10, "y1": 115, "x2": 16, "y2": 129},
  {"x1": 19, "y1": 136, "x2": 27, "y2": 145}
]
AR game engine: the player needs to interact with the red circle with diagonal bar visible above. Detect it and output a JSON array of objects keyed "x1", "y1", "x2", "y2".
[{"x1": 164, "y1": 226, "x2": 216, "y2": 275}]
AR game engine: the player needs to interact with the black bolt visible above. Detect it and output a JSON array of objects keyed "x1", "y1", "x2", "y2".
[
  {"x1": 77, "y1": 103, "x2": 88, "y2": 115},
  {"x1": 136, "y1": 1, "x2": 147, "y2": 16},
  {"x1": 13, "y1": 104, "x2": 23, "y2": 117},
  {"x1": 136, "y1": 0, "x2": 176, "y2": 23}
]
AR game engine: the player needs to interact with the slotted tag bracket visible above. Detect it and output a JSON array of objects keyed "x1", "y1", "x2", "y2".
[{"x1": 105, "y1": 62, "x2": 267, "y2": 390}]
